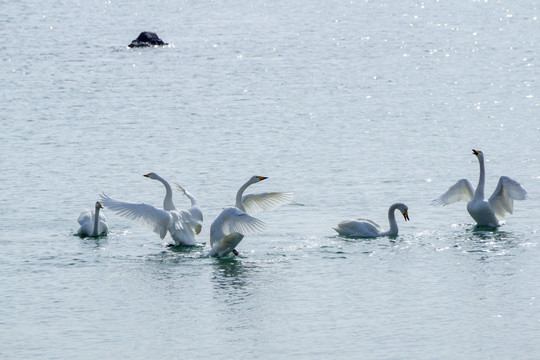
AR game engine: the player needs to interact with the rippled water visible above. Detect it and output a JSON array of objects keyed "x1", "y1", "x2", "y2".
[{"x1": 2, "y1": 0, "x2": 540, "y2": 358}]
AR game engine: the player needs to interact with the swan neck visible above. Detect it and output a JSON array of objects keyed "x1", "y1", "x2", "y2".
[
  {"x1": 92, "y1": 206, "x2": 100, "y2": 236},
  {"x1": 235, "y1": 179, "x2": 253, "y2": 211},
  {"x1": 474, "y1": 156, "x2": 486, "y2": 200},
  {"x1": 386, "y1": 204, "x2": 399, "y2": 236},
  {"x1": 156, "y1": 175, "x2": 175, "y2": 210}
]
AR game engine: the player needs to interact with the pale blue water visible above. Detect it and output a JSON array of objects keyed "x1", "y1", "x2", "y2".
[{"x1": 1, "y1": 0, "x2": 540, "y2": 358}]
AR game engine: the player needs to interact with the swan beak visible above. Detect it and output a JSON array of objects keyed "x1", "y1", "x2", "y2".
[
  {"x1": 97, "y1": 202, "x2": 103, "y2": 209},
  {"x1": 403, "y1": 211, "x2": 409, "y2": 221},
  {"x1": 472, "y1": 149, "x2": 480, "y2": 156},
  {"x1": 258, "y1": 176, "x2": 268, "y2": 181},
  {"x1": 143, "y1": 173, "x2": 151, "y2": 177}
]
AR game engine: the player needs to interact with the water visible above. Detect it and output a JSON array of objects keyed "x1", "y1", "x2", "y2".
[{"x1": 1, "y1": 0, "x2": 540, "y2": 358}]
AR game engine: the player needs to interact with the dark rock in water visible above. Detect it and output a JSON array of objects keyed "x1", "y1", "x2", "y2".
[{"x1": 128, "y1": 32, "x2": 168, "y2": 48}]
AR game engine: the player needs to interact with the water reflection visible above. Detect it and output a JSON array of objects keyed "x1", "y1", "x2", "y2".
[
  {"x1": 211, "y1": 258, "x2": 253, "y2": 293},
  {"x1": 78, "y1": 236, "x2": 108, "y2": 250},
  {"x1": 75, "y1": 232, "x2": 112, "y2": 259},
  {"x1": 167, "y1": 244, "x2": 206, "y2": 257},
  {"x1": 210, "y1": 259, "x2": 262, "y2": 334},
  {"x1": 334, "y1": 234, "x2": 412, "y2": 256},
  {"x1": 454, "y1": 226, "x2": 523, "y2": 261},
  {"x1": 467, "y1": 226, "x2": 518, "y2": 243}
]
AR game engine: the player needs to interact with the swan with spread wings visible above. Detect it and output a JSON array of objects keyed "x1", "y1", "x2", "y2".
[
  {"x1": 100, "y1": 173, "x2": 202, "y2": 246},
  {"x1": 208, "y1": 176, "x2": 292, "y2": 257},
  {"x1": 433, "y1": 149, "x2": 527, "y2": 227}
]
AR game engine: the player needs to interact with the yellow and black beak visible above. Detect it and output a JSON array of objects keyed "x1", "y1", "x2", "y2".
[
  {"x1": 143, "y1": 173, "x2": 151, "y2": 177},
  {"x1": 403, "y1": 210, "x2": 409, "y2": 221},
  {"x1": 97, "y1": 202, "x2": 103, "y2": 209},
  {"x1": 258, "y1": 176, "x2": 268, "y2": 181},
  {"x1": 472, "y1": 149, "x2": 480, "y2": 156}
]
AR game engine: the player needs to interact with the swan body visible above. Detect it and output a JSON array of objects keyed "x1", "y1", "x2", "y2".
[
  {"x1": 208, "y1": 175, "x2": 293, "y2": 257},
  {"x1": 77, "y1": 201, "x2": 108, "y2": 237},
  {"x1": 100, "y1": 173, "x2": 201, "y2": 246},
  {"x1": 334, "y1": 203, "x2": 409, "y2": 238},
  {"x1": 433, "y1": 149, "x2": 527, "y2": 227}
]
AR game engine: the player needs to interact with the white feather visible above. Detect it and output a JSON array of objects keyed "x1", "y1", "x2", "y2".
[
  {"x1": 210, "y1": 207, "x2": 266, "y2": 247},
  {"x1": 489, "y1": 176, "x2": 528, "y2": 217},
  {"x1": 100, "y1": 194, "x2": 172, "y2": 239},
  {"x1": 242, "y1": 192, "x2": 294, "y2": 215},
  {"x1": 432, "y1": 179, "x2": 474, "y2": 206}
]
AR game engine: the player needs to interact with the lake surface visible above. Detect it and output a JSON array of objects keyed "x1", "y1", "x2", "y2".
[{"x1": 1, "y1": 0, "x2": 540, "y2": 358}]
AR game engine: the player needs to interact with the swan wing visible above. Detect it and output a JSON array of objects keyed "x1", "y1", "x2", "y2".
[
  {"x1": 432, "y1": 179, "x2": 474, "y2": 206},
  {"x1": 222, "y1": 207, "x2": 266, "y2": 236},
  {"x1": 77, "y1": 210, "x2": 93, "y2": 225},
  {"x1": 170, "y1": 210, "x2": 190, "y2": 232},
  {"x1": 242, "y1": 192, "x2": 293, "y2": 215},
  {"x1": 100, "y1": 194, "x2": 171, "y2": 239},
  {"x1": 189, "y1": 207, "x2": 203, "y2": 223},
  {"x1": 98, "y1": 221, "x2": 109, "y2": 235},
  {"x1": 210, "y1": 207, "x2": 265, "y2": 247},
  {"x1": 334, "y1": 218, "x2": 380, "y2": 237},
  {"x1": 171, "y1": 181, "x2": 203, "y2": 233},
  {"x1": 97, "y1": 210, "x2": 107, "y2": 223},
  {"x1": 184, "y1": 206, "x2": 203, "y2": 234},
  {"x1": 187, "y1": 207, "x2": 204, "y2": 234},
  {"x1": 77, "y1": 217, "x2": 93, "y2": 236},
  {"x1": 171, "y1": 181, "x2": 185, "y2": 194},
  {"x1": 355, "y1": 218, "x2": 381, "y2": 229},
  {"x1": 171, "y1": 181, "x2": 198, "y2": 206},
  {"x1": 175, "y1": 208, "x2": 202, "y2": 233},
  {"x1": 488, "y1": 176, "x2": 527, "y2": 217}
]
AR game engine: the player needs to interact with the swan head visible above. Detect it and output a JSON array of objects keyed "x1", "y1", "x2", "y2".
[
  {"x1": 397, "y1": 203, "x2": 409, "y2": 221},
  {"x1": 249, "y1": 175, "x2": 268, "y2": 184},
  {"x1": 472, "y1": 149, "x2": 484, "y2": 160},
  {"x1": 144, "y1": 172, "x2": 159, "y2": 180},
  {"x1": 95, "y1": 201, "x2": 103, "y2": 210}
]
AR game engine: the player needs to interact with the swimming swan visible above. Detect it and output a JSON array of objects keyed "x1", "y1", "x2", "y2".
[
  {"x1": 100, "y1": 173, "x2": 201, "y2": 246},
  {"x1": 334, "y1": 203, "x2": 409, "y2": 237},
  {"x1": 433, "y1": 149, "x2": 527, "y2": 227},
  {"x1": 77, "y1": 201, "x2": 108, "y2": 237},
  {"x1": 208, "y1": 175, "x2": 293, "y2": 257}
]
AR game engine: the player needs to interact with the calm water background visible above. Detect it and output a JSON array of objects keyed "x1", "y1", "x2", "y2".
[{"x1": 1, "y1": 0, "x2": 540, "y2": 358}]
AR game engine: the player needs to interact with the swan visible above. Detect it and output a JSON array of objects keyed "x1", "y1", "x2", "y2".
[
  {"x1": 172, "y1": 181, "x2": 203, "y2": 235},
  {"x1": 208, "y1": 175, "x2": 293, "y2": 257},
  {"x1": 433, "y1": 149, "x2": 527, "y2": 227},
  {"x1": 77, "y1": 201, "x2": 108, "y2": 237},
  {"x1": 333, "y1": 203, "x2": 409, "y2": 237},
  {"x1": 100, "y1": 173, "x2": 202, "y2": 246}
]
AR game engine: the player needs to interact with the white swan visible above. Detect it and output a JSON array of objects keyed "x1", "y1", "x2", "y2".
[
  {"x1": 77, "y1": 201, "x2": 108, "y2": 237},
  {"x1": 433, "y1": 149, "x2": 527, "y2": 227},
  {"x1": 172, "y1": 181, "x2": 203, "y2": 235},
  {"x1": 333, "y1": 203, "x2": 409, "y2": 238},
  {"x1": 208, "y1": 175, "x2": 293, "y2": 257},
  {"x1": 100, "y1": 173, "x2": 202, "y2": 246}
]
